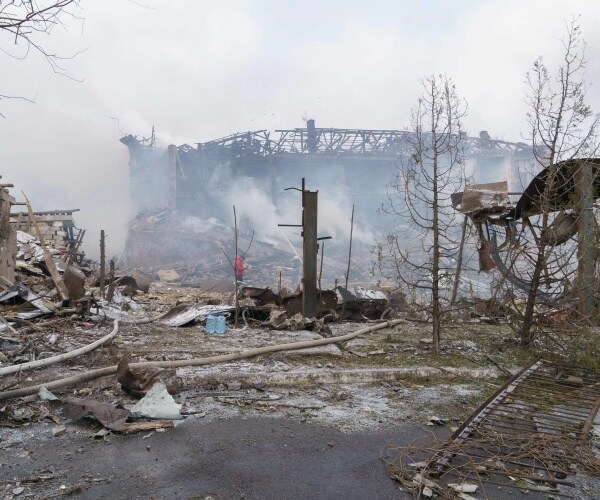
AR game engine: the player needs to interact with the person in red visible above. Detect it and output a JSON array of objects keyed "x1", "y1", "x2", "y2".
[{"x1": 234, "y1": 255, "x2": 247, "y2": 283}]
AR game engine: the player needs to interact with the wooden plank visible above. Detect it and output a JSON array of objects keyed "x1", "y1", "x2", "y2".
[{"x1": 21, "y1": 192, "x2": 69, "y2": 301}]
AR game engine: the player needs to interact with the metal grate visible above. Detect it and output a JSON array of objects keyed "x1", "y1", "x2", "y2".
[
  {"x1": 452, "y1": 360, "x2": 600, "y2": 442},
  {"x1": 421, "y1": 360, "x2": 600, "y2": 498}
]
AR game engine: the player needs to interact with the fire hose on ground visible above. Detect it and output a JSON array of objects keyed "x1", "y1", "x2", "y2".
[
  {"x1": 0, "y1": 319, "x2": 405, "y2": 401},
  {"x1": 0, "y1": 306, "x2": 176, "y2": 378}
]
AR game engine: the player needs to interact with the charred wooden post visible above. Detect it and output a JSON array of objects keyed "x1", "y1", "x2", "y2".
[
  {"x1": 279, "y1": 178, "x2": 320, "y2": 318},
  {"x1": 302, "y1": 188, "x2": 318, "y2": 318}
]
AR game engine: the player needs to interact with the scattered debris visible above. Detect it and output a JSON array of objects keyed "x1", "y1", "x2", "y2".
[
  {"x1": 116, "y1": 356, "x2": 182, "y2": 397},
  {"x1": 59, "y1": 397, "x2": 175, "y2": 433},
  {"x1": 427, "y1": 416, "x2": 446, "y2": 426},
  {"x1": 52, "y1": 426, "x2": 66, "y2": 437},
  {"x1": 1, "y1": 157, "x2": 599, "y2": 498},
  {"x1": 130, "y1": 380, "x2": 183, "y2": 420},
  {"x1": 159, "y1": 303, "x2": 234, "y2": 327}
]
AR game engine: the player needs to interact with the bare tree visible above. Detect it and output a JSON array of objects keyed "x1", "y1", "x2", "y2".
[
  {"x1": 517, "y1": 19, "x2": 600, "y2": 344},
  {"x1": 0, "y1": 1, "x2": 82, "y2": 115},
  {"x1": 375, "y1": 75, "x2": 467, "y2": 355}
]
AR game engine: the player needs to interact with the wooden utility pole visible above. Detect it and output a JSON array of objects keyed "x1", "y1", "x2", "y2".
[
  {"x1": 302, "y1": 189, "x2": 319, "y2": 318},
  {"x1": 279, "y1": 179, "x2": 330, "y2": 318},
  {"x1": 576, "y1": 161, "x2": 595, "y2": 318},
  {"x1": 233, "y1": 206, "x2": 239, "y2": 328}
]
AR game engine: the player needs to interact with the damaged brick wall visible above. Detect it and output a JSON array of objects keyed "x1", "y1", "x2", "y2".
[
  {"x1": 10, "y1": 210, "x2": 78, "y2": 249},
  {"x1": 0, "y1": 186, "x2": 16, "y2": 282}
]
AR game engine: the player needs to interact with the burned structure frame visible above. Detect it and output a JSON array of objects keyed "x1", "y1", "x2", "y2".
[{"x1": 120, "y1": 121, "x2": 540, "y2": 268}]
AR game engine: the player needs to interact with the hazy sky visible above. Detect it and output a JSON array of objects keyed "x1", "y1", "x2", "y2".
[{"x1": 1, "y1": 0, "x2": 599, "y2": 257}]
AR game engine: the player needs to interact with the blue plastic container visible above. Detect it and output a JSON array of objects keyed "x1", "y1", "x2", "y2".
[
  {"x1": 215, "y1": 314, "x2": 227, "y2": 334},
  {"x1": 205, "y1": 313, "x2": 216, "y2": 334}
]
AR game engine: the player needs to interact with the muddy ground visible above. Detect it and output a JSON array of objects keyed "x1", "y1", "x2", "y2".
[{"x1": 0, "y1": 283, "x2": 592, "y2": 498}]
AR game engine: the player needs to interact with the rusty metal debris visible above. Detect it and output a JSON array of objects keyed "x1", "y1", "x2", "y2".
[
  {"x1": 57, "y1": 396, "x2": 174, "y2": 433},
  {"x1": 453, "y1": 158, "x2": 600, "y2": 310}
]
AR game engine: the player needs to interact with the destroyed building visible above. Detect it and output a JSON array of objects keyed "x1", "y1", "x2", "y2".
[
  {"x1": 10, "y1": 208, "x2": 82, "y2": 253},
  {"x1": 120, "y1": 121, "x2": 540, "y2": 269},
  {"x1": 0, "y1": 178, "x2": 87, "y2": 290}
]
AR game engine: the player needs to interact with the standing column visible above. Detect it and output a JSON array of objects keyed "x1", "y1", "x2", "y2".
[
  {"x1": 302, "y1": 190, "x2": 318, "y2": 318},
  {"x1": 576, "y1": 160, "x2": 595, "y2": 317}
]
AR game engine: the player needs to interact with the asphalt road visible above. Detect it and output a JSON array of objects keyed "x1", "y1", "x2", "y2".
[{"x1": 1, "y1": 417, "x2": 444, "y2": 499}]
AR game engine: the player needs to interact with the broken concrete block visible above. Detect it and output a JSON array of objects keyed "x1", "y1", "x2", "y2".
[{"x1": 63, "y1": 265, "x2": 86, "y2": 300}]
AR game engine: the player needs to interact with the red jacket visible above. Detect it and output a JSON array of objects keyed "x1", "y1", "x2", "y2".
[{"x1": 234, "y1": 256, "x2": 246, "y2": 277}]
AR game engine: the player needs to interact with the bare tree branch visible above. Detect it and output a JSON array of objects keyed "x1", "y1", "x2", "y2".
[{"x1": 0, "y1": 1, "x2": 83, "y2": 116}]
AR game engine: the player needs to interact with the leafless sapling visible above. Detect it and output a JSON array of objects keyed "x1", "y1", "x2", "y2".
[{"x1": 375, "y1": 75, "x2": 468, "y2": 355}]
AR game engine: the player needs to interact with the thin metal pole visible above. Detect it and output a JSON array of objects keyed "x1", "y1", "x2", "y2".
[
  {"x1": 99, "y1": 230, "x2": 105, "y2": 299},
  {"x1": 342, "y1": 205, "x2": 355, "y2": 320},
  {"x1": 318, "y1": 241, "x2": 325, "y2": 312},
  {"x1": 234, "y1": 206, "x2": 239, "y2": 328}
]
